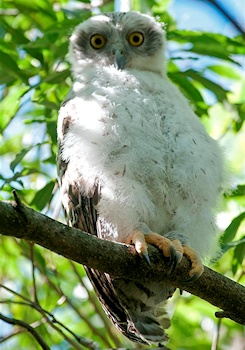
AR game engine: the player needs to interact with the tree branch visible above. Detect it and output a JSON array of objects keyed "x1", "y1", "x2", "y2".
[
  {"x1": 0, "y1": 313, "x2": 50, "y2": 350},
  {"x1": 205, "y1": 0, "x2": 245, "y2": 37},
  {"x1": 0, "y1": 198, "x2": 244, "y2": 325}
]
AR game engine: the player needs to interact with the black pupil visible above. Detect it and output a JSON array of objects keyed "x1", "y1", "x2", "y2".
[
  {"x1": 95, "y1": 37, "x2": 102, "y2": 45},
  {"x1": 133, "y1": 35, "x2": 140, "y2": 43}
]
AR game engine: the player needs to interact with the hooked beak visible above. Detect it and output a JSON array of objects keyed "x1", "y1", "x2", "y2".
[{"x1": 112, "y1": 49, "x2": 127, "y2": 70}]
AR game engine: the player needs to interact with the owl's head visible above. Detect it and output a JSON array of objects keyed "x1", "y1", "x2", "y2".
[{"x1": 69, "y1": 12, "x2": 166, "y2": 76}]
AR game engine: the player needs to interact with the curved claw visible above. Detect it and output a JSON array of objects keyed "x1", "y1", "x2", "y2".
[
  {"x1": 168, "y1": 246, "x2": 176, "y2": 270},
  {"x1": 126, "y1": 229, "x2": 151, "y2": 266},
  {"x1": 141, "y1": 251, "x2": 151, "y2": 267},
  {"x1": 168, "y1": 240, "x2": 183, "y2": 275},
  {"x1": 169, "y1": 246, "x2": 182, "y2": 275}
]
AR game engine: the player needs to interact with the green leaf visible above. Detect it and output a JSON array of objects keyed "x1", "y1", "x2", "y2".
[
  {"x1": 10, "y1": 146, "x2": 33, "y2": 172},
  {"x1": 169, "y1": 72, "x2": 204, "y2": 102},
  {"x1": 0, "y1": 19, "x2": 30, "y2": 45},
  {"x1": 0, "y1": 70, "x2": 16, "y2": 85},
  {"x1": 9, "y1": 142, "x2": 48, "y2": 172},
  {"x1": 226, "y1": 185, "x2": 245, "y2": 198},
  {"x1": 8, "y1": 0, "x2": 57, "y2": 29},
  {"x1": 43, "y1": 69, "x2": 70, "y2": 84},
  {"x1": 0, "y1": 52, "x2": 28, "y2": 82},
  {"x1": 0, "y1": 134, "x2": 23, "y2": 155},
  {"x1": 168, "y1": 71, "x2": 208, "y2": 116},
  {"x1": 232, "y1": 237, "x2": 245, "y2": 275},
  {"x1": 34, "y1": 249, "x2": 47, "y2": 273},
  {"x1": 168, "y1": 31, "x2": 245, "y2": 58},
  {"x1": 47, "y1": 120, "x2": 57, "y2": 144},
  {"x1": 184, "y1": 69, "x2": 228, "y2": 101},
  {"x1": 235, "y1": 103, "x2": 245, "y2": 131},
  {"x1": 0, "y1": 86, "x2": 29, "y2": 133},
  {"x1": 30, "y1": 180, "x2": 55, "y2": 210},
  {"x1": 221, "y1": 212, "x2": 245, "y2": 245},
  {"x1": 0, "y1": 39, "x2": 18, "y2": 55},
  {"x1": 207, "y1": 65, "x2": 241, "y2": 79}
]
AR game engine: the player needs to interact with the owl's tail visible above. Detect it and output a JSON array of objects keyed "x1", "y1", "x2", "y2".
[
  {"x1": 129, "y1": 310, "x2": 169, "y2": 344},
  {"x1": 110, "y1": 279, "x2": 173, "y2": 345}
]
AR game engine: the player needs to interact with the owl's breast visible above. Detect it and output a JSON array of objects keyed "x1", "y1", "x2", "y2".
[
  {"x1": 100, "y1": 83, "x2": 167, "y2": 177},
  {"x1": 64, "y1": 68, "x2": 223, "y2": 237}
]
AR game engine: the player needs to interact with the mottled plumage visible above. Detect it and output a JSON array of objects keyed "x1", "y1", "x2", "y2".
[{"x1": 57, "y1": 12, "x2": 224, "y2": 345}]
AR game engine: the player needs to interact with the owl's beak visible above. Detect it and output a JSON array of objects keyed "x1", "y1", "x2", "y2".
[{"x1": 112, "y1": 49, "x2": 127, "y2": 70}]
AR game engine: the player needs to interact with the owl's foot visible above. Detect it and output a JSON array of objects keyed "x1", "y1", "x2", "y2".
[{"x1": 127, "y1": 230, "x2": 204, "y2": 281}]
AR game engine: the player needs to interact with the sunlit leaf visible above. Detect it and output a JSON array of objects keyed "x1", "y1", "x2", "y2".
[
  {"x1": 207, "y1": 65, "x2": 241, "y2": 79},
  {"x1": 169, "y1": 71, "x2": 208, "y2": 115},
  {"x1": 227, "y1": 185, "x2": 245, "y2": 198},
  {"x1": 184, "y1": 69, "x2": 228, "y2": 101},
  {"x1": 0, "y1": 86, "x2": 29, "y2": 133},
  {"x1": 43, "y1": 70, "x2": 70, "y2": 84},
  {"x1": 10, "y1": 146, "x2": 33, "y2": 172},
  {"x1": 235, "y1": 103, "x2": 245, "y2": 131},
  {"x1": 10, "y1": 142, "x2": 48, "y2": 172},
  {"x1": 168, "y1": 30, "x2": 245, "y2": 58},
  {"x1": 232, "y1": 237, "x2": 245, "y2": 275},
  {"x1": 221, "y1": 212, "x2": 245, "y2": 245},
  {"x1": 0, "y1": 52, "x2": 29, "y2": 82},
  {"x1": 30, "y1": 180, "x2": 55, "y2": 210}
]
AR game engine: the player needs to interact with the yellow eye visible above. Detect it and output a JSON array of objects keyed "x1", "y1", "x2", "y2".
[
  {"x1": 128, "y1": 32, "x2": 144, "y2": 47},
  {"x1": 90, "y1": 34, "x2": 106, "y2": 49}
]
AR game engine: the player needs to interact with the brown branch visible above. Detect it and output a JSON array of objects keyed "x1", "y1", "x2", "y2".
[{"x1": 0, "y1": 198, "x2": 244, "y2": 325}]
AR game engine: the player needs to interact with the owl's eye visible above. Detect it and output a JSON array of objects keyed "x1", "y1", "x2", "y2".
[
  {"x1": 128, "y1": 32, "x2": 144, "y2": 47},
  {"x1": 90, "y1": 34, "x2": 106, "y2": 49}
]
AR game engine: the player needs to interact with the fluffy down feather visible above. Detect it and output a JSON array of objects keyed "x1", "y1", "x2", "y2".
[{"x1": 59, "y1": 66, "x2": 223, "y2": 257}]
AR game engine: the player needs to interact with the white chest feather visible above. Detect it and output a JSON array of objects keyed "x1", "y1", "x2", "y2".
[{"x1": 60, "y1": 67, "x2": 224, "y2": 257}]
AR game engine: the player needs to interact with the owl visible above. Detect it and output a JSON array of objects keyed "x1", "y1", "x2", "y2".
[{"x1": 57, "y1": 12, "x2": 224, "y2": 346}]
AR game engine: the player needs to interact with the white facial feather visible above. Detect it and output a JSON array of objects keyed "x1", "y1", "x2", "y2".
[{"x1": 69, "y1": 12, "x2": 166, "y2": 76}]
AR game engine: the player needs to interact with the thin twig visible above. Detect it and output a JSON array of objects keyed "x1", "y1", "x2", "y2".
[
  {"x1": 211, "y1": 318, "x2": 222, "y2": 350},
  {"x1": 30, "y1": 243, "x2": 38, "y2": 303},
  {"x1": 13, "y1": 241, "x2": 112, "y2": 347},
  {"x1": 44, "y1": 311, "x2": 101, "y2": 350},
  {"x1": 55, "y1": 282, "x2": 112, "y2": 347},
  {"x1": 0, "y1": 313, "x2": 50, "y2": 350},
  {"x1": 12, "y1": 189, "x2": 21, "y2": 207},
  {"x1": 32, "y1": 309, "x2": 85, "y2": 350},
  {"x1": 206, "y1": 0, "x2": 245, "y2": 37},
  {"x1": 0, "y1": 284, "x2": 100, "y2": 350},
  {"x1": 0, "y1": 284, "x2": 32, "y2": 303},
  {"x1": 0, "y1": 318, "x2": 46, "y2": 344},
  {"x1": 0, "y1": 300, "x2": 32, "y2": 307}
]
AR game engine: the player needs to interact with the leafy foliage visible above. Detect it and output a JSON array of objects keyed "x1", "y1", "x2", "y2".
[{"x1": 0, "y1": 1, "x2": 244, "y2": 349}]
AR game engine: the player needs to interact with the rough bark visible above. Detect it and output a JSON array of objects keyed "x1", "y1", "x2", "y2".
[{"x1": 0, "y1": 198, "x2": 244, "y2": 325}]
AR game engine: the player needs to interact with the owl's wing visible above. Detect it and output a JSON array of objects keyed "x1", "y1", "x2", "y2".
[{"x1": 57, "y1": 101, "x2": 149, "y2": 345}]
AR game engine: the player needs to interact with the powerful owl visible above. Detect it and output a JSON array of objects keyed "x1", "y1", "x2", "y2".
[{"x1": 57, "y1": 12, "x2": 224, "y2": 345}]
